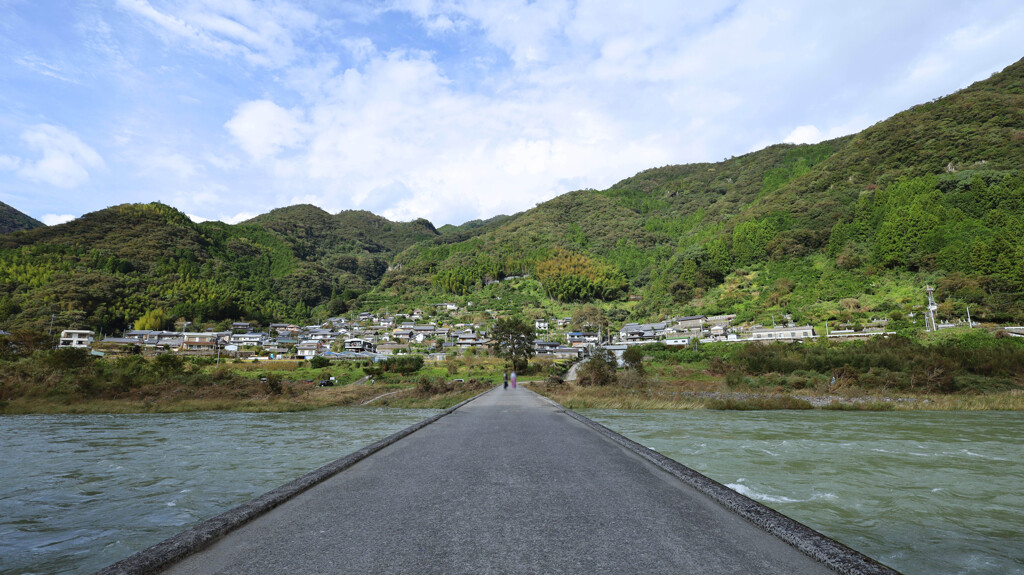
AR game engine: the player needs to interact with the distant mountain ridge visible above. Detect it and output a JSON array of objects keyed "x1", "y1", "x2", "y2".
[
  {"x1": 2, "y1": 56, "x2": 1024, "y2": 333},
  {"x1": 0, "y1": 201, "x2": 44, "y2": 234}
]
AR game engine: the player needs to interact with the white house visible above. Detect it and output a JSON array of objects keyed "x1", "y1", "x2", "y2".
[
  {"x1": 749, "y1": 325, "x2": 816, "y2": 341},
  {"x1": 58, "y1": 330, "x2": 94, "y2": 348},
  {"x1": 295, "y1": 340, "x2": 324, "y2": 359}
]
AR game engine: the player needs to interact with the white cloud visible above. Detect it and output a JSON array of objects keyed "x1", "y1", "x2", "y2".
[
  {"x1": 117, "y1": 0, "x2": 316, "y2": 68},
  {"x1": 14, "y1": 0, "x2": 1020, "y2": 226},
  {"x1": 16, "y1": 55, "x2": 76, "y2": 83},
  {"x1": 0, "y1": 155, "x2": 21, "y2": 171},
  {"x1": 16, "y1": 125, "x2": 105, "y2": 188},
  {"x1": 225, "y1": 100, "x2": 307, "y2": 161},
  {"x1": 783, "y1": 125, "x2": 824, "y2": 145},
  {"x1": 41, "y1": 214, "x2": 77, "y2": 225},
  {"x1": 220, "y1": 211, "x2": 258, "y2": 224},
  {"x1": 140, "y1": 152, "x2": 199, "y2": 179}
]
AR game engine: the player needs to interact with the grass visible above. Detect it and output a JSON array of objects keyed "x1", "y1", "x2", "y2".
[{"x1": 4, "y1": 349, "x2": 1023, "y2": 414}]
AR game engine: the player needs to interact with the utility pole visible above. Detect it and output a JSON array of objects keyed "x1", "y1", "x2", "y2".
[{"x1": 966, "y1": 305, "x2": 973, "y2": 328}]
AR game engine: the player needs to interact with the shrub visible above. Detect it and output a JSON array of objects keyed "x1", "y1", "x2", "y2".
[
  {"x1": 265, "y1": 373, "x2": 283, "y2": 395},
  {"x1": 310, "y1": 356, "x2": 331, "y2": 369},
  {"x1": 577, "y1": 350, "x2": 617, "y2": 386}
]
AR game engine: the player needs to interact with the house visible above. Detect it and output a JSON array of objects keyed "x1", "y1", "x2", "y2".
[
  {"x1": 231, "y1": 321, "x2": 251, "y2": 332},
  {"x1": 307, "y1": 329, "x2": 336, "y2": 341},
  {"x1": 749, "y1": 325, "x2": 816, "y2": 342},
  {"x1": 392, "y1": 329, "x2": 413, "y2": 342},
  {"x1": 535, "y1": 319, "x2": 549, "y2": 331},
  {"x1": 295, "y1": 340, "x2": 324, "y2": 359},
  {"x1": 58, "y1": 330, "x2": 95, "y2": 348},
  {"x1": 674, "y1": 315, "x2": 706, "y2": 332},
  {"x1": 708, "y1": 324, "x2": 728, "y2": 337},
  {"x1": 550, "y1": 346, "x2": 583, "y2": 360},
  {"x1": 413, "y1": 324, "x2": 437, "y2": 336},
  {"x1": 376, "y1": 342, "x2": 408, "y2": 356},
  {"x1": 533, "y1": 341, "x2": 560, "y2": 354},
  {"x1": 91, "y1": 337, "x2": 140, "y2": 356},
  {"x1": 269, "y1": 323, "x2": 299, "y2": 335},
  {"x1": 706, "y1": 314, "x2": 737, "y2": 325},
  {"x1": 180, "y1": 332, "x2": 219, "y2": 354},
  {"x1": 230, "y1": 332, "x2": 265, "y2": 346},
  {"x1": 567, "y1": 332, "x2": 599, "y2": 346},
  {"x1": 345, "y1": 338, "x2": 377, "y2": 353},
  {"x1": 435, "y1": 302, "x2": 459, "y2": 311},
  {"x1": 454, "y1": 330, "x2": 491, "y2": 349},
  {"x1": 619, "y1": 322, "x2": 673, "y2": 343}
]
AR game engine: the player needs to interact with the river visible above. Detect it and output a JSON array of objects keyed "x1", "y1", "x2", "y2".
[
  {"x1": 582, "y1": 409, "x2": 1024, "y2": 575},
  {"x1": 1, "y1": 408, "x2": 1021, "y2": 575},
  {"x1": 0, "y1": 408, "x2": 441, "y2": 575}
]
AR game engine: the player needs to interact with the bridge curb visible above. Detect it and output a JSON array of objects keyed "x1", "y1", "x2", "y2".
[
  {"x1": 94, "y1": 389, "x2": 492, "y2": 575},
  {"x1": 536, "y1": 393, "x2": 901, "y2": 575}
]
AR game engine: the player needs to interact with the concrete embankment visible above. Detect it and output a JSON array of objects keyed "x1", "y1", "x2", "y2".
[{"x1": 97, "y1": 388, "x2": 899, "y2": 575}]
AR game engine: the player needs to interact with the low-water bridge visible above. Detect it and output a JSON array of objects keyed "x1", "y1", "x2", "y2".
[{"x1": 97, "y1": 388, "x2": 899, "y2": 574}]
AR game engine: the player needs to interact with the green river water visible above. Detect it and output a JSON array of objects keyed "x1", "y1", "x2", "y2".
[
  {"x1": 1, "y1": 408, "x2": 1020, "y2": 574},
  {"x1": 582, "y1": 409, "x2": 1024, "y2": 575}
]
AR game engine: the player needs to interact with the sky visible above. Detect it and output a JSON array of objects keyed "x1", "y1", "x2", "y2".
[{"x1": 1, "y1": 1, "x2": 1023, "y2": 227}]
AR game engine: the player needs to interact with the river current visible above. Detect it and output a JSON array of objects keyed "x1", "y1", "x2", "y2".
[
  {"x1": 0, "y1": 408, "x2": 441, "y2": 575},
  {"x1": 1, "y1": 408, "x2": 1021, "y2": 575},
  {"x1": 582, "y1": 409, "x2": 1024, "y2": 575}
]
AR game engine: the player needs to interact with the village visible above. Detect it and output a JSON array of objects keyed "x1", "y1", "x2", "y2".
[{"x1": 40, "y1": 299, "x2": 1023, "y2": 364}]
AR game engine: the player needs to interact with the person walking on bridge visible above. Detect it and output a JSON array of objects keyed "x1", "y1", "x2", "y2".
[
  {"x1": 511, "y1": 371, "x2": 517, "y2": 389},
  {"x1": 503, "y1": 372, "x2": 509, "y2": 390}
]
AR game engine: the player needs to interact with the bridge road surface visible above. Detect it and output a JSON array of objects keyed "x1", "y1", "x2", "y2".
[{"x1": 156, "y1": 388, "x2": 853, "y2": 575}]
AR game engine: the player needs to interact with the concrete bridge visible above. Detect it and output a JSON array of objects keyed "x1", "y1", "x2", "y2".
[{"x1": 97, "y1": 388, "x2": 899, "y2": 574}]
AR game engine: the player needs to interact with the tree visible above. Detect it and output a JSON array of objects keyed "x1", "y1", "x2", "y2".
[
  {"x1": 577, "y1": 348, "x2": 616, "y2": 386},
  {"x1": 135, "y1": 308, "x2": 172, "y2": 331},
  {"x1": 621, "y1": 346, "x2": 646, "y2": 377},
  {"x1": 491, "y1": 316, "x2": 535, "y2": 372},
  {"x1": 572, "y1": 304, "x2": 608, "y2": 333}
]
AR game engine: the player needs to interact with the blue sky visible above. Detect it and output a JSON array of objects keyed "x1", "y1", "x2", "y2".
[{"x1": 2, "y1": 1, "x2": 1023, "y2": 227}]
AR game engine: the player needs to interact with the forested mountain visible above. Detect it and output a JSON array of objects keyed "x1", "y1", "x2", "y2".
[
  {"x1": 2, "y1": 57, "x2": 1024, "y2": 334},
  {"x1": 0, "y1": 201, "x2": 44, "y2": 234},
  {"x1": 377, "y1": 57, "x2": 1024, "y2": 325},
  {"x1": 0, "y1": 204, "x2": 446, "y2": 333}
]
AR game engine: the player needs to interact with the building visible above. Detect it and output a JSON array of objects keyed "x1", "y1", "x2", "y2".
[
  {"x1": 295, "y1": 341, "x2": 324, "y2": 359},
  {"x1": 58, "y1": 330, "x2": 94, "y2": 348},
  {"x1": 344, "y1": 338, "x2": 377, "y2": 353},
  {"x1": 567, "y1": 332, "x2": 599, "y2": 346},
  {"x1": 749, "y1": 325, "x2": 816, "y2": 342},
  {"x1": 180, "y1": 332, "x2": 219, "y2": 354}
]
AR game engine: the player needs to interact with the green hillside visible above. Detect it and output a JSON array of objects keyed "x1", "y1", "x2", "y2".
[
  {"x1": 2, "y1": 56, "x2": 1024, "y2": 334},
  {"x1": 0, "y1": 201, "x2": 44, "y2": 234},
  {"x1": 0, "y1": 203, "x2": 445, "y2": 333},
  {"x1": 373, "y1": 57, "x2": 1024, "y2": 325}
]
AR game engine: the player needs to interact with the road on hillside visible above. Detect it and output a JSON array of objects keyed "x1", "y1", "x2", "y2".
[{"x1": 158, "y1": 388, "x2": 839, "y2": 574}]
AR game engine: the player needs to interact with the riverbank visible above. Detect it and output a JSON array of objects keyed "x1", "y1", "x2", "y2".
[
  {"x1": 0, "y1": 352, "x2": 499, "y2": 414},
  {"x1": 525, "y1": 380, "x2": 1024, "y2": 411},
  {"x1": 0, "y1": 382, "x2": 490, "y2": 415}
]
